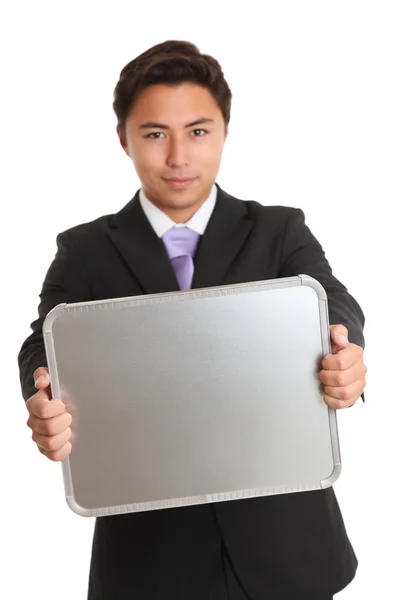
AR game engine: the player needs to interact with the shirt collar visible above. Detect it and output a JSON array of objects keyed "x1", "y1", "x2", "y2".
[{"x1": 139, "y1": 183, "x2": 217, "y2": 238}]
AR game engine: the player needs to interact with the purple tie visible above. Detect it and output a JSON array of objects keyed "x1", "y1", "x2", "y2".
[{"x1": 162, "y1": 227, "x2": 200, "y2": 290}]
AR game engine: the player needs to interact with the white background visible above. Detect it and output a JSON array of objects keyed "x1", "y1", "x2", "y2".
[{"x1": 1, "y1": 1, "x2": 399, "y2": 598}]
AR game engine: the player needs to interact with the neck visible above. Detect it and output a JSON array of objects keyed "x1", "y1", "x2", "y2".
[
  {"x1": 161, "y1": 202, "x2": 205, "y2": 224},
  {"x1": 145, "y1": 186, "x2": 213, "y2": 224}
]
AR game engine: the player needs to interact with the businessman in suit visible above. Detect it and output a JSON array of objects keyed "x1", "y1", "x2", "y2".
[{"x1": 19, "y1": 40, "x2": 367, "y2": 599}]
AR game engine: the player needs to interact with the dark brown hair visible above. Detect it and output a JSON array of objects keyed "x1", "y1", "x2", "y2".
[{"x1": 112, "y1": 40, "x2": 232, "y2": 135}]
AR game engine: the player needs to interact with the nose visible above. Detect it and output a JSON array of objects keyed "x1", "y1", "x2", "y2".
[{"x1": 166, "y1": 136, "x2": 189, "y2": 169}]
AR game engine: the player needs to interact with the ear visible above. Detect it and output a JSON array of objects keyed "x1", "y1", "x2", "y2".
[{"x1": 116, "y1": 126, "x2": 129, "y2": 156}]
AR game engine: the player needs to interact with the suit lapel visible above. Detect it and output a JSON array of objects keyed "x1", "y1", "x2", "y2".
[
  {"x1": 107, "y1": 184, "x2": 254, "y2": 294},
  {"x1": 107, "y1": 191, "x2": 180, "y2": 294},
  {"x1": 191, "y1": 184, "x2": 254, "y2": 289}
]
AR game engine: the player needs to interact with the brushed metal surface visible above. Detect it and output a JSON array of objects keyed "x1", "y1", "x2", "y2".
[{"x1": 47, "y1": 279, "x2": 336, "y2": 513}]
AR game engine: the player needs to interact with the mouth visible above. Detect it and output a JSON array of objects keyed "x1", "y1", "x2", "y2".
[{"x1": 162, "y1": 177, "x2": 197, "y2": 189}]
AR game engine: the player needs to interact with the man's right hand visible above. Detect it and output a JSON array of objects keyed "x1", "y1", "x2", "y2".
[{"x1": 26, "y1": 367, "x2": 72, "y2": 461}]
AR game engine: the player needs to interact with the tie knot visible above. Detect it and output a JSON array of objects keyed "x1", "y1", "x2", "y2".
[{"x1": 162, "y1": 227, "x2": 200, "y2": 260}]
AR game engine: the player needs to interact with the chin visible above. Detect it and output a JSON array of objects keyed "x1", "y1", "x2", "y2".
[
  {"x1": 145, "y1": 179, "x2": 209, "y2": 207},
  {"x1": 164, "y1": 194, "x2": 200, "y2": 208}
]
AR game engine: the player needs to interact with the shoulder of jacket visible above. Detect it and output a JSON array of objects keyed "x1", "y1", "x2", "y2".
[
  {"x1": 56, "y1": 213, "x2": 113, "y2": 244},
  {"x1": 221, "y1": 187, "x2": 301, "y2": 214},
  {"x1": 239, "y1": 197, "x2": 305, "y2": 221}
]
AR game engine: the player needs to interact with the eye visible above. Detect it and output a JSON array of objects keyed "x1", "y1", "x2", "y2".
[
  {"x1": 191, "y1": 128, "x2": 207, "y2": 136},
  {"x1": 145, "y1": 132, "x2": 166, "y2": 139}
]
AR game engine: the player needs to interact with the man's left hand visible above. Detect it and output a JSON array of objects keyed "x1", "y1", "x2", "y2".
[{"x1": 319, "y1": 324, "x2": 367, "y2": 409}]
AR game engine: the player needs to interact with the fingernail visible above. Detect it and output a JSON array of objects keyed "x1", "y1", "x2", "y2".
[
  {"x1": 35, "y1": 375, "x2": 45, "y2": 387},
  {"x1": 338, "y1": 334, "x2": 348, "y2": 344}
]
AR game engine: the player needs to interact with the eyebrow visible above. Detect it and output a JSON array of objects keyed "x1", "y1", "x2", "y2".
[{"x1": 139, "y1": 117, "x2": 214, "y2": 130}]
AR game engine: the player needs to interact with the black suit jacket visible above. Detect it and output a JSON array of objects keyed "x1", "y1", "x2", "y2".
[{"x1": 18, "y1": 184, "x2": 365, "y2": 599}]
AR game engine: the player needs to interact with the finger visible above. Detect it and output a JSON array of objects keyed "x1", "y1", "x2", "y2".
[
  {"x1": 27, "y1": 395, "x2": 66, "y2": 420},
  {"x1": 323, "y1": 379, "x2": 365, "y2": 403},
  {"x1": 323, "y1": 393, "x2": 360, "y2": 409},
  {"x1": 330, "y1": 324, "x2": 348, "y2": 337},
  {"x1": 329, "y1": 325, "x2": 348, "y2": 346},
  {"x1": 33, "y1": 367, "x2": 50, "y2": 389},
  {"x1": 319, "y1": 364, "x2": 358, "y2": 387},
  {"x1": 33, "y1": 427, "x2": 72, "y2": 453},
  {"x1": 27, "y1": 411, "x2": 72, "y2": 436},
  {"x1": 321, "y1": 345, "x2": 361, "y2": 371},
  {"x1": 39, "y1": 442, "x2": 72, "y2": 462},
  {"x1": 26, "y1": 385, "x2": 52, "y2": 411}
]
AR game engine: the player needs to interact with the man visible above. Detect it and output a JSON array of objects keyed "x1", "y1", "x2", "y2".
[{"x1": 19, "y1": 40, "x2": 367, "y2": 599}]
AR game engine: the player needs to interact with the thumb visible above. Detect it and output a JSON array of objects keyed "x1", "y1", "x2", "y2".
[
  {"x1": 330, "y1": 325, "x2": 349, "y2": 351},
  {"x1": 33, "y1": 367, "x2": 50, "y2": 389}
]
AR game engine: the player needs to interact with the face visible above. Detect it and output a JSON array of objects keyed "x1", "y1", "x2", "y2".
[{"x1": 117, "y1": 82, "x2": 228, "y2": 222}]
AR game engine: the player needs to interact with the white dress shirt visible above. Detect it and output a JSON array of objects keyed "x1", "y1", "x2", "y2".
[{"x1": 139, "y1": 184, "x2": 217, "y2": 238}]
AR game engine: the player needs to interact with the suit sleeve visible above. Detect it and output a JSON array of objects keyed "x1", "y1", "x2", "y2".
[
  {"x1": 278, "y1": 208, "x2": 366, "y2": 401},
  {"x1": 17, "y1": 231, "x2": 92, "y2": 402}
]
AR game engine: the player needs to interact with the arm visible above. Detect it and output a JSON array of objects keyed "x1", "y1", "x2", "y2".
[
  {"x1": 278, "y1": 208, "x2": 366, "y2": 404},
  {"x1": 18, "y1": 231, "x2": 92, "y2": 402},
  {"x1": 278, "y1": 207, "x2": 365, "y2": 347}
]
